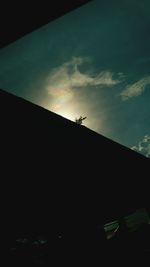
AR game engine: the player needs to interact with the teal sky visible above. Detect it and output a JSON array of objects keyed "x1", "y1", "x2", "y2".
[{"x1": 0, "y1": 0, "x2": 150, "y2": 157}]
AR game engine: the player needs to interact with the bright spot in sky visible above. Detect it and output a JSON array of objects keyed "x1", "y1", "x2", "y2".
[
  {"x1": 40, "y1": 89, "x2": 107, "y2": 134},
  {"x1": 49, "y1": 103, "x2": 85, "y2": 124},
  {"x1": 56, "y1": 108, "x2": 76, "y2": 122}
]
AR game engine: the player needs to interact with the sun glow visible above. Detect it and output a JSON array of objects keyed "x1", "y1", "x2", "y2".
[
  {"x1": 42, "y1": 93, "x2": 106, "y2": 133},
  {"x1": 54, "y1": 107, "x2": 77, "y2": 122},
  {"x1": 53, "y1": 105, "x2": 88, "y2": 125}
]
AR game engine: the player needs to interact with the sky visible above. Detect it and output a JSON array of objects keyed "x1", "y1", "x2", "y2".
[{"x1": 0, "y1": 0, "x2": 150, "y2": 157}]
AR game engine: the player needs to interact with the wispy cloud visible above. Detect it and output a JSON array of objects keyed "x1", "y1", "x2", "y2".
[
  {"x1": 120, "y1": 76, "x2": 150, "y2": 100},
  {"x1": 92, "y1": 71, "x2": 121, "y2": 86},
  {"x1": 131, "y1": 135, "x2": 150, "y2": 158},
  {"x1": 46, "y1": 56, "x2": 120, "y2": 93},
  {"x1": 45, "y1": 57, "x2": 121, "y2": 111}
]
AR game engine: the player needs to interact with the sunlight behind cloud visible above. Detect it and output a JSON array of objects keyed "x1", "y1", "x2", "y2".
[
  {"x1": 41, "y1": 56, "x2": 122, "y2": 136},
  {"x1": 44, "y1": 57, "x2": 121, "y2": 119}
]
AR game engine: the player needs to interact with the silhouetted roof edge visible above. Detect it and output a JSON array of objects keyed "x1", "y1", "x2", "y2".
[{"x1": 0, "y1": 88, "x2": 149, "y2": 162}]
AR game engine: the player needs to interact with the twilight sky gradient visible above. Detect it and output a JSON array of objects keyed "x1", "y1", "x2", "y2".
[{"x1": 0, "y1": 0, "x2": 150, "y2": 157}]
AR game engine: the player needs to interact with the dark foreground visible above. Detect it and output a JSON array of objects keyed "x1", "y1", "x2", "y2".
[{"x1": 8, "y1": 222, "x2": 150, "y2": 266}]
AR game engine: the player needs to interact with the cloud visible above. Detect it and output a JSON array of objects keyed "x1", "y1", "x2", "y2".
[
  {"x1": 92, "y1": 71, "x2": 121, "y2": 86},
  {"x1": 120, "y1": 76, "x2": 150, "y2": 100},
  {"x1": 131, "y1": 135, "x2": 150, "y2": 158},
  {"x1": 44, "y1": 57, "x2": 121, "y2": 112},
  {"x1": 46, "y1": 57, "x2": 120, "y2": 97}
]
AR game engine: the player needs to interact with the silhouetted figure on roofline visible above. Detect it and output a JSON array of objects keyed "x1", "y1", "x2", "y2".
[{"x1": 75, "y1": 116, "x2": 87, "y2": 125}]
